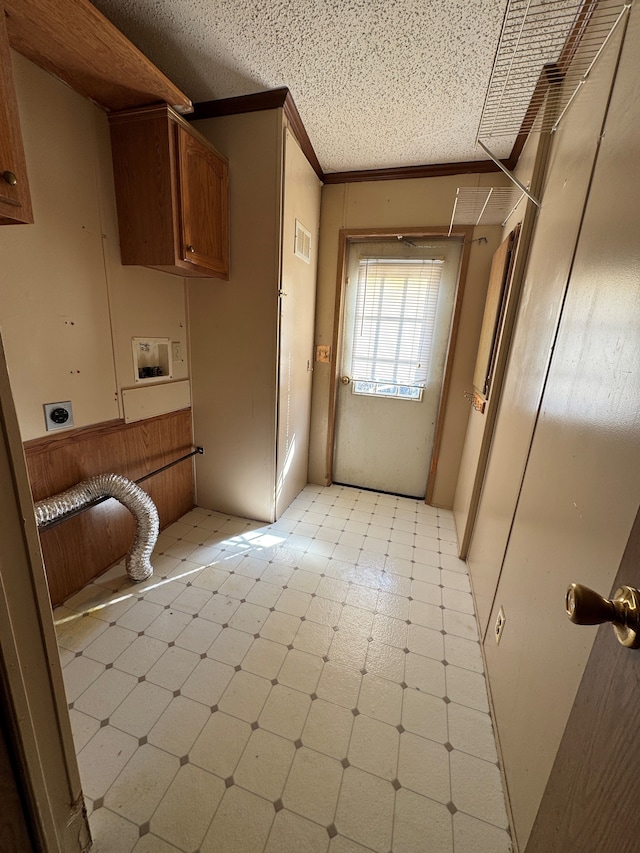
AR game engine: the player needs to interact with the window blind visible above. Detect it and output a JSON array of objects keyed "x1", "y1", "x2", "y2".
[{"x1": 351, "y1": 258, "x2": 443, "y2": 390}]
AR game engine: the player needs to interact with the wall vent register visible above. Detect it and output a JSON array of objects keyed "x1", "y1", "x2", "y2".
[{"x1": 294, "y1": 219, "x2": 312, "y2": 263}]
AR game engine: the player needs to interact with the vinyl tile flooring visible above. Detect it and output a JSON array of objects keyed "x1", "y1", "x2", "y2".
[{"x1": 55, "y1": 484, "x2": 513, "y2": 853}]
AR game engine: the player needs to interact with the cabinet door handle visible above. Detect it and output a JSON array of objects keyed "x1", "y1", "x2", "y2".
[
  {"x1": 186, "y1": 245, "x2": 195, "y2": 254},
  {"x1": 2, "y1": 170, "x2": 17, "y2": 186}
]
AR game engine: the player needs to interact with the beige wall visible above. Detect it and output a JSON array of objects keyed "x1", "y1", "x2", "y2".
[
  {"x1": 189, "y1": 110, "x2": 283, "y2": 521},
  {"x1": 466, "y1": 31, "x2": 620, "y2": 638},
  {"x1": 0, "y1": 53, "x2": 188, "y2": 442},
  {"x1": 454, "y1": 13, "x2": 638, "y2": 850},
  {"x1": 308, "y1": 174, "x2": 509, "y2": 506}
]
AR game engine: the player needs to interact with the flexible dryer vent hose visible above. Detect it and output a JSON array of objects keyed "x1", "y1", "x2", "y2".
[{"x1": 34, "y1": 473, "x2": 159, "y2": 583}]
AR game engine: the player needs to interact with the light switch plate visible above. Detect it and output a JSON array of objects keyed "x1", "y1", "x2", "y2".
[
  {"x1": 172, "y1": 341, "x2": 185, "y2": 363},
  {"x1": 44, "y1": 401, "x2": 74, "y2": 431}
]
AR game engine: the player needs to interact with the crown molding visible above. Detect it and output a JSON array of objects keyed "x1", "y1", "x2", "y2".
[
  {"x1": 323, "y1": 159, "x2": 502, "y2": 184},
  {"x1": 191, "y1": 89, "x2": 518, "y2": 185},
  {"x1": 189, "y1": 88, "x2": 323, "y2": 180}
]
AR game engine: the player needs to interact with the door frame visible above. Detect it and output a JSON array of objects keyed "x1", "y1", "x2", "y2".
[
  {"x1": 325, "y1": 225, "x2": 473, "y2": 502},
  {"x1": 0, "y1": 334, "x2": 90, "y2": 851},
  {"x1": 456, "y1": 225, "x2": 521, "y2": 559}
]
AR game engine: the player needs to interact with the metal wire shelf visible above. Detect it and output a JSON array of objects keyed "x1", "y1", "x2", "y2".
[
  {"x1": 448, "y1": 187, "x2": 527, "y2": 235},
  {"x1": 475, "y1": 0, "x2": 632, "y2": 206},
  {"x1": 478, "y1": 0, "x2": 631, "y2": 141}
]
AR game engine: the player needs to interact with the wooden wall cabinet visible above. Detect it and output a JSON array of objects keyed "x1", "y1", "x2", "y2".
[
  {"x1": 0, "y1": 10, "x2": 32, "y2": 225},
  {"x1": 109, "y1": 104, "x2": 229, "y2": 278}
]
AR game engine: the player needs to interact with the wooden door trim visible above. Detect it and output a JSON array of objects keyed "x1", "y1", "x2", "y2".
[
  {"x1": 325, "y1": 225, "x2": 473, "y2": 504},
  {"x1": 425, "y1": 226, "x2": 473, "y2": 504},
  {"x1": 457, "y1": 227, "x2": 520, "y2": 559}
]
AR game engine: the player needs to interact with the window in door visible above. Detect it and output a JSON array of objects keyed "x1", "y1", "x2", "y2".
[{"x1": 348, "y1": 257, "x2": 444, "y2": 400}]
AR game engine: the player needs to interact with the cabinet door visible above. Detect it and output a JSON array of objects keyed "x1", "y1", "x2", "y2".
[
  {"x1": 176, "y1": 125, "x2": 229, "y2": 278},
  {"x1": 0, "y1": 12, "x2": 32, "y2": 224}
]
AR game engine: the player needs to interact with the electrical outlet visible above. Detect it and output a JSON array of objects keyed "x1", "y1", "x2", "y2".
[
  {"x1": 316, "y1": 344, "x2": 331, "y2": 363},
  {"x1": 44, "y1": 401, "x2": 74, "y2": 431},
  {"x1": 495, "y1": 606, "x2": 506, "y2": 644}
]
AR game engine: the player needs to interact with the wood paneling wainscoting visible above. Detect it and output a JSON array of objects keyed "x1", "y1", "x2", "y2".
[{"x1": 23, "y1": 409, "x2": 195, "y2": 607}]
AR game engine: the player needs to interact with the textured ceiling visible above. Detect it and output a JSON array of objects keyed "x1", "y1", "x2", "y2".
[{"x1": 91, "y1": 0, "x2": 511, "y2": 174}]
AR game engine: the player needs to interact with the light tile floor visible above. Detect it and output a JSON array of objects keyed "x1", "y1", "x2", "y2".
[{"x1": 55, "y1": 484, "x2": 513, "y2": 853}]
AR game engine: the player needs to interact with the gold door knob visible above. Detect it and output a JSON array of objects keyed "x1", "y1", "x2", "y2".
[
  {"x1": 2, "y1": 170, "x2": 17, "y2": 186},
  {"x1": 341, "y1": 375, "x2": 351, "y2": 385},
  {"x1": 186, "y1": 245, "x2": 195, "y2": 253},
  {"x1": 566, "y1": 582, "x2": 640, "y2": 648}
]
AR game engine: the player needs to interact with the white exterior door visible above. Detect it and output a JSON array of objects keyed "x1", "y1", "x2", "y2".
[{"x1": 333, "y1": 239, "x2": 462, "y2": 497}]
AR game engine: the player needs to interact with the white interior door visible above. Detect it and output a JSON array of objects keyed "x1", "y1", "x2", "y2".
[
  {"x1": 333, "y1": 239, "x2": 462, "y2": 497},
  {"x1": 275, "y1": 130, "x2": 321, "y2": 517}
]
